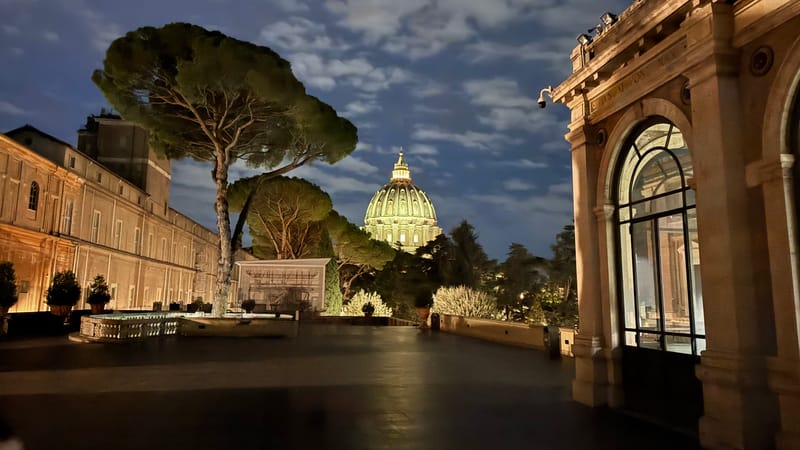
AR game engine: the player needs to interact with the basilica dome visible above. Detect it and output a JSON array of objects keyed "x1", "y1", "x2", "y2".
[{"x1": 364, "y1": 152, "x2": 442, "y2": 252}]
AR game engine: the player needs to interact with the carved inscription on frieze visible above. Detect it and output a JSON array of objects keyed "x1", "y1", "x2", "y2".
[{"x1": 589, "y1": 40, "x2": 686, "y2": 115}]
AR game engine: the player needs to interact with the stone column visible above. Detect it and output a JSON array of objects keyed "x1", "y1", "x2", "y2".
[
  {"x1": 567, "y1": 120, "x2": 618, "y2": 407},
  {"x1": 684, "y1": 2, "x2": 777, "y2": 448},
  {"x1": 749, "y1": 155, "x2": 800, "y2": 450}
]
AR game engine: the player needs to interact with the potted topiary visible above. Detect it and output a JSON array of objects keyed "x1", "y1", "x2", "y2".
[
  {"x1": 187, "y1": 297, "x2": 204, "y2": 313},
  {"x1": 362, "y1": 302, "x2": 375, "y2": 318},
  {"x1": 46, "y1": 270, "x2": 81, "y2": 318},
  {"x1": 241, "y1": 299, "x2": 256, "y2": 313},
  {"x1": 0, "y1": 262, "x2": 18, "y2": 336},
  {"x1": 414, "y1": 290, "x2": 433, "y2": 328},
  {"x1": 86, "y1": 275, "x2": 111, "y2": 314}
]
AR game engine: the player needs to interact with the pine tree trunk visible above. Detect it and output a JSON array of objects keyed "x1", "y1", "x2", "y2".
[{"x1": 213, "y1": 160, "x2": 233, "y2": 317}]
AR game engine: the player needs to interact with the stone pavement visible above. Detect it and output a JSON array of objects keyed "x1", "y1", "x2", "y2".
[{"x1": 0, "y1": 325, "x2": 702, "y2": 450}]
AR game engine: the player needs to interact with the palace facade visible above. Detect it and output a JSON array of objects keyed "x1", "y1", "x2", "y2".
[
  {"x1": 1, "y1": 116, "x2": 217, "y2": 313},
  {"x1": 551, "y1": 1, "x2": 800, "y2": 449}
]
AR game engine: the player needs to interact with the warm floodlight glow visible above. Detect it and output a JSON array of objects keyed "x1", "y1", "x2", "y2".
[
  {"x1": 577, "y1": 34, "x2": 592, "y2": 45},
  {"x1": 601, "y1": 12, "x2": 618, "y2": 26}
]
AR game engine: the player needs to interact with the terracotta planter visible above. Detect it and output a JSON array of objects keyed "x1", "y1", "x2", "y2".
[
  {"x1": 50, "y1": 304, "x2": 73, "y2": 317},
  {"x1": 416, "y1": 307, "x2": 431, "y2": 327},
  {"x1": 90, "y1": 303, "x2": 106, "y2": 315}
]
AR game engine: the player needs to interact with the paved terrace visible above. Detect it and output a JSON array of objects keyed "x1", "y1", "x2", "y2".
[{"x1": 0, "y1": 325, "x2": 701, "y2": 450}]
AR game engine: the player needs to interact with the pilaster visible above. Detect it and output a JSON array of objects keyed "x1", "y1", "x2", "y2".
[
  {"x1": 683, "y1": 1, "x2": 777, "y2": 448},
  {"x1": 748, "y1": 154, "x2": 800, "y2": 450},
  {"x1": 566, "y1": 120, "x2": 618, "y2": 407}
]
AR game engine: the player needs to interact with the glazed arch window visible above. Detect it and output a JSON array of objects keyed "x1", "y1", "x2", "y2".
[
  {"x1": 616, "y1": 119, "x2": 705, "y2": 355},
  {"x1": 28, "y1": 182, "x2": 39, "y2": 211}
]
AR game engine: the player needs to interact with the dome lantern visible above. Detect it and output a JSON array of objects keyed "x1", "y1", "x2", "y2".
[{"x1": 391, "y1": 151, "x2": 411, "y2": 182}]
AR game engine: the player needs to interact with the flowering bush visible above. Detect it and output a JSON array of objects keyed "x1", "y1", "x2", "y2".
[
  {"x1": 342, "y1": 290, "x2": 393, "y2": 317},
  {"x1": 431, "y1": 286, "x2": 498, "y2": 319}
]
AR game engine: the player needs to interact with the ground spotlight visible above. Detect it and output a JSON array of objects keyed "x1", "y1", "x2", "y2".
[{"x1": 577, "y1": 34, "x2": 592, "y2": 46}]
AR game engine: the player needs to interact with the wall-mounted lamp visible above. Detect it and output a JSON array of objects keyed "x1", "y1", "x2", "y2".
[
  {"x1": 600, "y1": 12, "x2": 618, "y2": 26},
  {"x1": 537, "y1": 86, "x2": 553, "y2": 109},
  {"x1": 577, "y1": 34, "x2": 592, "y2": 46}
]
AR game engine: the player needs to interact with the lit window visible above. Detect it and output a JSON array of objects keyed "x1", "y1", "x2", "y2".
[
  {"x1": 113, "y1": 220, "x2": 122, "y2": 248},
  {"x1": 62, "y1": 200, "x2": 73, "y2": 234},
  {"x1": 28, "y1": 182, "x2": 39, "y2": 211},
  {"x1": 414, "y1": 234, "x2": 419, "y2": 243},
  {"x1": 400, "y1": 233, "x2": 406, "y2": 243},
  {"x1": 90, "y1": 210, "x2": 101, "y2": 243},
  {"x1": 387, "y1": 233, "x2": 392, "y2": 242},
  {"x1": 616, "y1": 119, "x2": 704, "y2": 355},
  {"x1": 133, "y1": 227, "x2": 142, "y2": 254}
]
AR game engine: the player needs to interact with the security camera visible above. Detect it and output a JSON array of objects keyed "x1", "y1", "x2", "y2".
[{"x1": 537, "y1": 86, "x2": 552, "y2": 109}]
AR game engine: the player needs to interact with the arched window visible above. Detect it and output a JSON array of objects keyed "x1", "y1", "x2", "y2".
[
  {"x1": 28, "y1": 182, "x2": 39, "y2": 211},
  {"x1": 616, "y1": 119, "x2": 704, "y2": 355}
]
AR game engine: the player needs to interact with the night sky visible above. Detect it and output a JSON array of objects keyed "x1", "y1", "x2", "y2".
[{"x1": 0, "y1": 0, "x2": 630, "y2": 259}]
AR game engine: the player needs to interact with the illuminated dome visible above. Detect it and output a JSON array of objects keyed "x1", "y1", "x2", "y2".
[{"x1": 364, "y1": 152, "x2": 442, "y2": 252}]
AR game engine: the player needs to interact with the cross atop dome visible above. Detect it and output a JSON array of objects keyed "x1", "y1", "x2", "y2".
[{"x1": 391, "y1": 149, "x2": 411, "y2": 182}]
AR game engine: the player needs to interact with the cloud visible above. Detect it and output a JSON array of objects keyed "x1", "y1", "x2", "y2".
[
  {"x1": 407, "y1": 143, "x2": 438, "y2": 156},
  {"x1": 411, "y1": 155, "x2": 438, "y2": 167},
  {"x1": 330, "y1": 155, "x2": 379, "y2": 175},
  {"x1": 271, "y1": 0, "x2": 309, "y2": 12},
  {"x1": 463, "y1": 38, "x2": 576, "y2": 74},
  {"x1": 288, "y1": 52, "x2": 412, "y2": 92},
  {"x1": 411, "y1": 79, "x2": 447, "y2": 98},
  {"x1": 463, "y1": 77, "x2": 560, "y2": 133},
  {"x1": 0, "y1": 100, "x2": 30, "y2": 116},
  {"x1": 292, "y1": 165, "x2": 379, "y2": 195},
  {"x1": 2, "y1": 24, "x2": 19, "y2": 35},
  {"x1": 413, "y1": 105, "x2": 449, "y2": 114},
  {"x1": 324, "y1": 0, "x2": 539, "y2": 59},
  {"x1": 259, "y1": 17, "x2": 350, "y2": 52},
  {"x1": 74, "y1": 8, "x2": 123, "y2": 52},
  {"x1": 9, "y1": 47, "x2": 23, "y2": 56},
  {"x1": 411, "y1": 125, "x2": 520, "y2": 151},
  {"x1": 42, "y1": 30, "x2": 59, "y2": 42},
  {"x1": 342, "y1": 99, "x2": 381, "y2": 117},
  {"x1": 503, "y1": 178, "x2": 535, "y2": 191}
]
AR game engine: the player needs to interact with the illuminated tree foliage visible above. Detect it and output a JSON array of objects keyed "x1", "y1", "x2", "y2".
[
  {"x1": 342, "y1": 290, "x2": 393, "y2": 317},
  {"x1": 93, "y1": 23, "x2": 356, "y2": 315},
  {"x1": 230, "y1": 176, "x2": 332, "y2": 260},
  {"x1": 326, "y1": 211, "x2": 395, "y2": 299},
  {"x1": 495, "y1": 243, "x2": 547, "y2": 321},
  {"x1": 431, "y1": 286, "x2": 497, "y2": 319}
]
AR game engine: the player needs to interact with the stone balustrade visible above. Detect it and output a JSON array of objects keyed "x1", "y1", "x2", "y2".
[{"x1": 79, "y1": 313, "x2": 182, "y2": 342}]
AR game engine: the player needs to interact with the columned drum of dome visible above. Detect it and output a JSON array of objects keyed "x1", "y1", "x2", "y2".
[{"x1": 364, "y1": 152, "x2": 442, "y2": 252}]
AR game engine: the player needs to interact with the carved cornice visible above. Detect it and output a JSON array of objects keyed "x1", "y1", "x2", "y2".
[{"x1": 553, "y1": 0, "x2": 693, "y2": 107}]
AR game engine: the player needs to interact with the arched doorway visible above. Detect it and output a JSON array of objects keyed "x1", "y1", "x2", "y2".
[{"x1": 614, "y1": 118, "x2": 704, "y2": 430}]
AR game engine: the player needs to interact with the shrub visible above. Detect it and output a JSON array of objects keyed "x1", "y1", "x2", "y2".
[
  {"x1": 86, "y1": 275, "x2": 111, "y2": 305},
  {"x1": 342, "y1": 290, "x2": 392, "y2": 317},
  {"x1": 432, "y1": 286, "x2": 498, "y2": 319},
  {"x1": 46, "y1": 270, "x2": 81, "y2": 307},
  {"x1": 0, "y1": 262, "x2": 18, "y2": 311}
]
